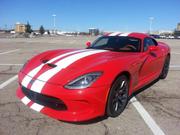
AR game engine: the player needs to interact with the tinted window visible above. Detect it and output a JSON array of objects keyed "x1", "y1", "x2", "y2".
[
  {"x1": 94, "y1": 38, "x2": 108, "y2": 47},
  {"x1": 89, "y1": 36, "x2": 141, "y2": 52},
  {"x1": 143, "y1": 38, "x2": 156, "y2": 51}
]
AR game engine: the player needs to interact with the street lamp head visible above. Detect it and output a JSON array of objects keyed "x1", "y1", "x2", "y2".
[
  {"x1": 149, "y1": 17, "x2": 154, "y2": 20},
  {"x1": 52, "y1": 14, "x2": 56, "y2": 17}
]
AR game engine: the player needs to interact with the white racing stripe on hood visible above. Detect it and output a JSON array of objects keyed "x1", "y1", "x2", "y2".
[
  {"x1": 109, "y1": 32, "x2": 121, "y2": 36},
  {"x1": 21, "y1": 96, "x2": 31, "y2": 105},
  {"x1": 21, "y1": 64, "x2": 44, "y2": 87},
  {"x1": 47, "y1": 49, "x2": 88, "y2": 63},
  {"x1": 21, "y1": 49, "x2": 93, "y2": 112},
  {"x1": 21, "y1": 49, "x2": 88, "y2": 87},
  {"x1": 30, "y1": 103, "x2": 44, "y2": 112},
  {"x1": 30, "y1": 50, "x2": 107, "y2": 93}
]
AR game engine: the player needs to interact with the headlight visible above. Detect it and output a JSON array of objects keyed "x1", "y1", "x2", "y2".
[{"x1": 65, "y1": 72, "x2": 102, "y2": 89}]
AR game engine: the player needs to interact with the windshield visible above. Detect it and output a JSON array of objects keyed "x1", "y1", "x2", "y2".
[{"x1": 89, "y1": 36, "x2": 141, "y2": 52}]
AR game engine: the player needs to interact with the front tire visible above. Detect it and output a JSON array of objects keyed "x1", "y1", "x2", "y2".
[
  {"x1": 106, "y1": 75, "x2": 129, "y2": 117},
  {"x1": 160, "y1": 55, "x2": 170, "y2": 79}
]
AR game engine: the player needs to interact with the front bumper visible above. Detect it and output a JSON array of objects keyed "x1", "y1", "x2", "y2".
[
  {"x1": 16, "y1": 82, "x2": 110, "y2": 122},
  {"x1": 21, "y1": 86, "x2": 67, "y2": 110}
]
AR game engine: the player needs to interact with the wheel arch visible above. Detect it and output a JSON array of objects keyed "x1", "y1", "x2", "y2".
[
  {"x1": 105, "y1": 70, "x2": 131, "y2": 116},
  {"x1": 167, "y1": 53, "x2": 170, "y2": 58},
  {"x1": 113, "y1": 71, "x2": 132, "y2": 95},
  {"x1": 105, "y1": 71, "x2": 132, "y2": 111},
  {"x1": 109, "y1": 70, "x2": 132, "y2": 93}
]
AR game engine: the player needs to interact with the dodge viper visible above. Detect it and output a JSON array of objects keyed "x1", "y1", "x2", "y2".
[{"x1": 16, "y1": 32, "x2": 170, "y2": 122}]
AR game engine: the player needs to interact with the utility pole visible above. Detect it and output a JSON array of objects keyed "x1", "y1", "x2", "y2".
[
  {"x1": 52, "y1": 14, "x2": 56, "y2": 34},
  {"x1": 149, "y1": 17, "x2": 154, "y2": 34}
]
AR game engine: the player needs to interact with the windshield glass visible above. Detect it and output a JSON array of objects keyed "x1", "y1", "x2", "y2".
[{"x1": 89, "y1": 36, "x2": 141, "y2": 52}]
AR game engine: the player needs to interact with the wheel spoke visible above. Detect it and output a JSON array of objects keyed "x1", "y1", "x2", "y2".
[
  {"x1": 118, "y1": 95, "x2": 127, "y2": 102},
  {"x1": 115, "y1": 102, "x2": 119, "y2": 111},
  {"x1": 120, "y1": 80, "x2": 125, "y2": 88},
  {"x1": 112, "y1": 80, "x2": 128, "y2": 111},
  {"x1": 112, "y1": 97, "x2": 118, "y2": 104}
]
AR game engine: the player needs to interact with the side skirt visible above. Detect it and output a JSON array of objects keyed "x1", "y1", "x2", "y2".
[{"x1": 128, "y1": 78, "x2": 160, "y2": 100}]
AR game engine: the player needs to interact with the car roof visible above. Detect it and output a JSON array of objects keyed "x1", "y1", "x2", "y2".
[{"x1": 104, "y1": 32, "x2": 150, "y2": 40}]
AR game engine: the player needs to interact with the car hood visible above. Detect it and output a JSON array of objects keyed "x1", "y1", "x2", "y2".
[{"x1": 21, "y1": 49, "x2": 137, "y2": 86}]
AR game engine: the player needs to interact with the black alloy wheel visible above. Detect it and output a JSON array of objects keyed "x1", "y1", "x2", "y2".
[{"x1": 106, "y1": 75, "x2": 129, "y2": 117}]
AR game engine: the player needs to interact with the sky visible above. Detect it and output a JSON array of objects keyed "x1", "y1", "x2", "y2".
[{"x1": 0, "y1": 0, "x2": 180, "y2": 32}]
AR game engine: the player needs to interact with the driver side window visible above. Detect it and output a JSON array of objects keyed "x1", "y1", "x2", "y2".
[
  {"x1": 143, "y1": 38, "x2": 155, "y2": 51},
  {"x1": 94, "y1": 38, "x2": 108, "y2": 47}
]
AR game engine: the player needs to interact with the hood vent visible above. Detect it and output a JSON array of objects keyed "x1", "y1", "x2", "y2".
[
  {"x1": 47, "y1": 63, "x2": 57, "y2": 68},
  {"x1": 41, "y1": 59, "x2": 49, "y2": 63},
  {"x1": 41, "y1": 59, "x2": 57, "y2": 68}
]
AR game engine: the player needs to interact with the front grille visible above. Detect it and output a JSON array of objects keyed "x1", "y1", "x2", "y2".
[{"x1": 21, "y1": 86, "x2": 67, "y2": 111}]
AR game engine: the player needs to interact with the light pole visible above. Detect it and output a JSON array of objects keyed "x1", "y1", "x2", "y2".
[
  {"x1": 52, "y1": 14, "x2": 56, "y2": 34},
  {"x1": 149, "y1": 17, "x2": 154, "y2": 34}
]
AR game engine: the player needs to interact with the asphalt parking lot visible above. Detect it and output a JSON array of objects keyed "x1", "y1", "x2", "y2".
[{"x1": 0, "y1": 36, "x2": 180, "y2": 135}]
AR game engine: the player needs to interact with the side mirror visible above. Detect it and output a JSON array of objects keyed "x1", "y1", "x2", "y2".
[
  {"x1": 148, "y1": 46, "x2": 158, "y2": 52},
  {"x1": 86, "y1": 41, "x2": 91, "y2": 47}
]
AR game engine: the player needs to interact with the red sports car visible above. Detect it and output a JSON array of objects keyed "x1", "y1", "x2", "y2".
[{"x1": 16, "y1": 32, "x2": 170, "y2": 122}]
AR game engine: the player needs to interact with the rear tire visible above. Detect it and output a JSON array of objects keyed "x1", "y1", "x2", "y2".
[
  {"x1": 160, "y1": 55, "x2": 170, "y2": 79},
  {"x1": 106, "y1": 75, "x2": 129, "y2": 117}
]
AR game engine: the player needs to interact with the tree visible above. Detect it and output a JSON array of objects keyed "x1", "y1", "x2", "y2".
[
  {"x1": 39, "y1": 25, "x2": 45, "y2": 35},
  {"x1": 26, "y1": 22, "x2": 33, "y2": 33}
]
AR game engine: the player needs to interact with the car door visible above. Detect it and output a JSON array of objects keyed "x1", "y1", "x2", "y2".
[{"x1": 139, "y1": 37, "x2": 162, "y2": 83}]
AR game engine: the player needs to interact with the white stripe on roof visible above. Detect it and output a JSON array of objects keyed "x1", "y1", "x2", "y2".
[
  {"x1": 109, "y1": 32, "x2": 121, "y2": 36},
  {"x1": 119, "y1": 33, "x2": 130, "y2": 36}
]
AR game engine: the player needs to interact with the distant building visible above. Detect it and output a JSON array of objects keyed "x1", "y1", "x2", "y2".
[
  {"x1": 150, "y1": 31, "x2": 160, "y2": 35},
  {"x1": 15, "y1": 22, "x2": 26, "y2": 33},
  {"x1": 174, "y1": 23, "x2": 180, "y2": 36},
  {"x1": 177, "y1": 23, "x2": 180, "y2": 31},
  {"x1": 88, "y1": 28, "x2": 99, "y2": 36},
  {"x1": 158, "y1": 30, "x2": 173, "y2": 35}
]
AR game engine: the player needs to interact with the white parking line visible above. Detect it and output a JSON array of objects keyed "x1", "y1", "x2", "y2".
[
  {"x1": 0, "y1": 64, "x2": 23, "y2": 66},
  {"x1": 172, "y1": 52, "x2": 180, "y2": 55},
  {"x1": 0, "y1": 49, "x2": 20, "y2": 55},
  {"x1": 0, "y1": 75, "x2": 18, "y2": 89},
  {"x1": 170, "y1": 65, "x2": 180, "y2": 68},
  {"x1": 130, "y1": 97, "x2": 165, "y2": 135}
]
